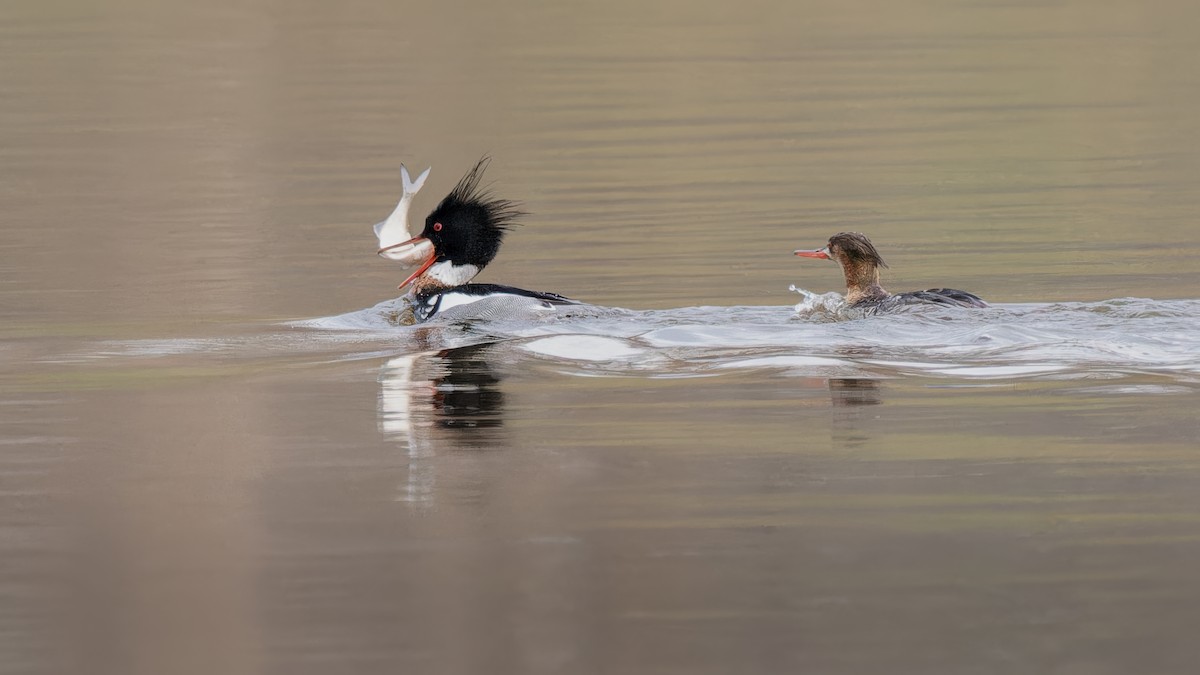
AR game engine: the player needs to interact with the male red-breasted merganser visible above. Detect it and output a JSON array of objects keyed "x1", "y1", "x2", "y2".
[
  {"x1": 794, "y1": 232, "x2": 987, "y2": 311},
  {"x1": 383, "y1": 158, "x2": 580, "y2": 324}
]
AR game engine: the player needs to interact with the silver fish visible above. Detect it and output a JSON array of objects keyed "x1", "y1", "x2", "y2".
[{"x1": 375, "y1": 164, "x2": 433, "y2": 265}]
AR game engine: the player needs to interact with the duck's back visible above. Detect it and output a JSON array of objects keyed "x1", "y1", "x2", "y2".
[
  {"x1": 887, "y1": 288, "x2": 988, "y2": 309},
  {"x1": 849, "y1": 288, "x2": 987, "y2": 315},
  {"x1": 415, "y1": 284, "x2": 580, "y2": 323}
]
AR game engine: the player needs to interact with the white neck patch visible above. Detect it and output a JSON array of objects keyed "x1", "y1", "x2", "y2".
[{"x1": 425, "y1": 261, "x2": 480, "y2": 287}]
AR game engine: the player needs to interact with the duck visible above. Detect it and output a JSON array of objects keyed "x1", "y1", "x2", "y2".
[
  {"x1": 384, "y1": 158, "x2": 580, "y2": 324},
  {"x1": 794, "y1": 232, "x2": 987, "y2": 311}
]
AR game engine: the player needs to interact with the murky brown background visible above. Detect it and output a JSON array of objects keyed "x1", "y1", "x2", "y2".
[{"x1": 3, "y1": 1, "x2": 1200, "y2": 674}]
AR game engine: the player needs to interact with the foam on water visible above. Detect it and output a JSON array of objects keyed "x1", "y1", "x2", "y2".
[
  {"x1": 83, "y1": 293, "x2": 1200, "y2": 388},
  {"x1": 471, "y1": 293, "x2": 1199, "y2": 384}
]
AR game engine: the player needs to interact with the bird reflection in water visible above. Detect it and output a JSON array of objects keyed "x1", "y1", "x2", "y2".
[
  {"x1": 378, "y1": 343, "x2": 507, "y2": 502},
  {"x1": 827, "y1": 378, "x2": 882, "y2": 449},
  {"x1": 828, "y1": 378, "x2": 882, "y2": 407}
]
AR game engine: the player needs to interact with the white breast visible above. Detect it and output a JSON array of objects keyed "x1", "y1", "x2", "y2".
[{"x1": 425, "y1": 261, "x2": 481, "y2": 287}]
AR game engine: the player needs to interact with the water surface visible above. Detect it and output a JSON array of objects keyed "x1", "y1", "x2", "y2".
[{"x1": 3, "y1": 1, "x2": 1200, "y2": 674}]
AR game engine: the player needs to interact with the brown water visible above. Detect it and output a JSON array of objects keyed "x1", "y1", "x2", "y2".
[{"x1": 3, "y1": 1, "x2": 1200, "y2": 673}]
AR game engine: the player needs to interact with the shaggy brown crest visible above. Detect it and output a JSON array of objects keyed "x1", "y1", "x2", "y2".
[{"x1": 828, "y1": 232, "x2": 888, "y2": 269}]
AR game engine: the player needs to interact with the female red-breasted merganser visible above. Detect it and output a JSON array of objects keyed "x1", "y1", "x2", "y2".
[
  {"x1": 794, "y1": 232, "x2": 987, "y2": 311},
  {"x1": 382, "y1": 158, "x2": 580, "y2": 324}
]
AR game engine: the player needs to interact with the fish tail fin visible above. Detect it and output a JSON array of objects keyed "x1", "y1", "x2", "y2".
[{"x1": 401, "y1": 164, "x2": 431, "y2": 196}]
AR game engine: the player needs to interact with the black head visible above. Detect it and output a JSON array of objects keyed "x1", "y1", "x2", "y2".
[
  {"x1": 419, "y1": 158, "x2": 523, "y2": 268},
  {"x1": 827, "y1": 232, "x2": 888, "y2": 269}
]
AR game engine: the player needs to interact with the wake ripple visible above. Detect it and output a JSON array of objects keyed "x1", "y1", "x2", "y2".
[
  {"x1": 470, "y1": 295, "x2": 1200, "y2": 383},
  {"x1": 82, "y1": 295, "x2": 1200, "y2": 387}
]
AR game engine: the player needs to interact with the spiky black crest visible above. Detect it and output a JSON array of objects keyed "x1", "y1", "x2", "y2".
[
  {"x1": 419, "y1": 157, "x2": 526, "y2": 269},
  {"x1": 829, "y1": 232, "x2": 889, "y2": 269},
  {"x1": 427, "y1": 157, "x2": 523, "y2": 238}
]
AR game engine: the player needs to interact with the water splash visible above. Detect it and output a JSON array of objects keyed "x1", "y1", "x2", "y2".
[{"x1": 788, "y1": 285, "x2": 845, "y2": 320}]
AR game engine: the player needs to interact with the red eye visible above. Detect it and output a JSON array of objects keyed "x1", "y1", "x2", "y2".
[{"x1": 432, "y1": 222, "x2": 443, "y2": 232}]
